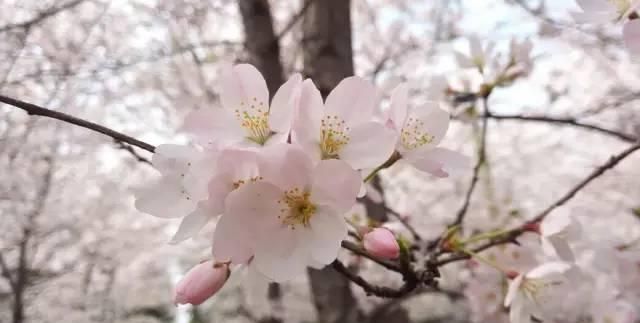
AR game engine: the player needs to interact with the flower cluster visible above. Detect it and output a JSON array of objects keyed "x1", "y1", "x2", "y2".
[
  {"x1": 574, "y1": 0, "x2": 640, "y2": 54},
  {"x1": 134, "y1": 64, "x2": 469, "y2": 304}
]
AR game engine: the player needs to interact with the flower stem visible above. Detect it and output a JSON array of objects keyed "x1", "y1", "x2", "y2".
[{"x1": 363, "y1": 152, "x2": 401, "y2": 183}]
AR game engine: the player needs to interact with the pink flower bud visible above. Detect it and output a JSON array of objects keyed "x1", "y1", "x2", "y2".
[
  {"x1": 363, "y1": 228, "x2": 400, "y2": 259},
  {"x1": 174, "y1": 260, "x2": 230, "y2": 305}
]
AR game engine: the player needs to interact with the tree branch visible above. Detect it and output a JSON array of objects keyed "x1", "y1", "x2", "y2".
[
  {"x1": 276, "y1": 0, "x2": 315, "y2": 39},
  {"x1": 0, "y1": 0, "x2": 88, "y2": 33},
  {"x1": 0, "y1": 95, "x2": 156, "y2": 153},
  {"x1": 330, "y1": 260, "x2": 419, "y2": 298}
]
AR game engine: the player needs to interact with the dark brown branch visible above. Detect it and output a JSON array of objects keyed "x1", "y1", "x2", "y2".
[
  {"x1": 0, "y1": 0, "x2": 87, "y2": 33},
  {"x1": 0, "y1": 95, "x2": 156, "y2": 153},
  {"x1": 382, "y1": 204, "x2": 422, "y2": 242},
  {"x1": 341, "y1": 240, "x2": 402, "y2": 273},
  {"x1": 485, "y1": 112, "x2": 637, "y2": 143},
  {"x1": 114, "y1": 141, "x2": 151, "y2": 165},
  {"x1": 0, "y1": 254, "x2": 16, "y2": 291},
  {"x1": 331, "y1": 260, "x2": 418, "y2": 298},
  {"x1": 435, "y1": 141, "x2": 640, "y2": 266}
]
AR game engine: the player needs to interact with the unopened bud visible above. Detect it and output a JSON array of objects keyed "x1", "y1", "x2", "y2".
[
  {"x1": 363, "y1": 228, "x2": 400, "y2": 259},
  {"x1": 174, "y1": 260, "x2": 230, "y2": 305}
]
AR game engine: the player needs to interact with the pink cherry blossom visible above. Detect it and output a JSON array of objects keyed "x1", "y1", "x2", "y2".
[
  {"x1": 291, "y1": 77, "x2": 397, "y2": 171},
  {"x1": 215, "y1": 144, "x2": 361, "y2": 282},
  {"x1": 363, "y1": 228, "x2": 400, "y2": 259},
  {"x1": 455, "y1": 35, "x2": 495, "y2": 71},
  {"x1": 182, "y1": 64, "x2": 302, "y2": 148},
  {"x1": 573, "y1": 0, "x2": 640, "y2": 23},
  {"x1": 174, "y1": 260, "x2": 230, "y2": 305},
  {"x1": 504, "y1": 262, "x2": 572, "y2": 323},
  {"x1": 386, "y1": 83, "x2": 470, "y2": 177}
]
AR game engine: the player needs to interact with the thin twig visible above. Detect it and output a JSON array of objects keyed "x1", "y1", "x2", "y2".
[
  {"x1": 0, "y1": 253, "x2": 16, "y2": 291},
  {"x1": 382, "y1": 205, "x2": 423, "y2": 242},
  {"x1": 331, "y1": 260, "x2": 419, "y2": 298},
  {"x1": 435, "y1": 141, "x2": 640, "y2": 266},
  {"x1": 0, "y1": 95, "x2": 156, "y2": 153},
  {"x1": 0, "y1": 0, "x2": 87, "y2": 33},
  {"x1": 485, "y1": 112, "x2": 637, "y2": 143},
  {"x1": 276, "y1": 0, "x2": 315, "y2": 39},
  {"x1": 341, "y1": 240, "x2": 402, "y2": 273}
]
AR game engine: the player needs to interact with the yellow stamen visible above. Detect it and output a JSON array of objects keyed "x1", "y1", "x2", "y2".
[
  {"x1": 320, "y1": 115, "x2": 350, "y2": 159},
  {"x1": 235, "y1": 97, "x2": 273, "y2": 145},
  {"x1": 278, "y1": 188, "x2": 317, "y2": 228}
]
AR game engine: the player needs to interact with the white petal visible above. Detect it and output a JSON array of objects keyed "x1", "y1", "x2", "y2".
[
  {"x1": 258, "y1": 143, "x2": 313, "y2": 191},
  {"x1": 623, "y1": 20, "x2": 640, "y2": 54},
  {"x1": 339, "y1": 122, "x2": 397, "y2": 170},
  {"x1": 181, "y1": 108, "x2": 217, "y2": 144},
  {"x1": 389, "y1": 83, "x2": 409, "y2": 130},
  {"x1": 526, "y1": 261, "x2": 571, "y2": 279},
  {"x1": 291, "y1": 79, "x2": 323, "y2": 146},
  {"x1": 211, "y1": 213, "x2": 254, "y2": 264},
  {"x1": 134, "y1": 177, "x2": 197, "y2": 218},
  {"x1": 224, "y1": 182, "x2": 284, "y2": 240},
  {"x1": 219, "y1": 64, "x2": 269, "y2": 113},
  {"x1": 152, "y1": 144, "x2": 199, "y2": 175},
  {"x1": 504, "y1": 274, "x2": 524, "y2": 307},
  {"x1": 269, "y1": 73, "x2": 302, "y2": 133},
  {"x1": 217, "y1": 148, "x2": 260, "y2": 180},
  {"x1": 325, "y1": 76, "x2": 377, "y2": 124},
  {"x1": 509, "y1": 295, "x2": 532, "y2": 323},
  {"x1": 542, "y1": 237, "x2": 576, "y2": 262},
  {"x1": 170, "y1": 203, "x2": 214, "y2": 244},
  {"x1": 252, "y1": 244, "x2": 307, "y2": 282},
  {"x1": 406, "y1": 147, "x2": 470, "y2": 177},
  {"x1": 311, "y1": 159, "x2": 361, "y2": 213},
  {"x1": 408, "y1": 101, "x2": 450, "y2": 148},
  {"x1": 307, "y1": 210, "x2": 348, "y2": 265}
]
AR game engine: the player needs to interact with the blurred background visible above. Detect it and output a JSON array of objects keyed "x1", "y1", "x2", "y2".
[{"x1": 1, "y1": 0, "x2": 640, "y2": 322}]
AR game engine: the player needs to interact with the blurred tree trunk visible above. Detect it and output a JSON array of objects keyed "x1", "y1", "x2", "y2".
[{"x1": 301, "y1": 2, "x2": 364, "y2": 323}]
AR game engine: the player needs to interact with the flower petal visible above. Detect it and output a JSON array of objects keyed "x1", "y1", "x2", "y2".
[
  {"x1": 269, "y1": 73, "x2": 302, "y2": 133},
  {"x1": 252, "y1": 244, "x2": 307, "y2": 282},
  {"x1": 406, "y1": 147, "x2": 470, "y2": 177},
  {"x1": 339, "y1": 121, "x2": 397, "y2": 170},
  {"x1": 219, "y1": 64, "x2": 269, "y2": 113},
  {"x1": 211, "y1": 213, "x2": 254, "y2": 264},
  {"x1": 291, "y1": 79, "x2": 323, "y2": 154},
  {"x1": 258, "y1": 143, "x2": 313, "y2": 191},
  {"x1": 134, "y1": 176, "x2": 197, "y2": 218},
  {"x1": 504, "y1": 274, "x2": 524, "y2": 307},
  {"x1": 307, "y1": 210, "x2": 347, "y2": 265},
  {"x1": 407, "y1": 101, "x2": 450, "y2": 149},
  {"x1": 170, "y1": 203, "x2": 214, "y2": 244},
  {"x1": 388, "y1": 83, "x2": 409, "y2": 130},
  {"x1": 508, "y1": 294, "x2": 532, "y2": 323},
  {"x1": 310, "y1": 159, "x2": 361, "y2": 213},
  {"x1": 542, "y1": 237, "x2": 575, "y2": 262},
  {"x1": 325, "y1": 76, "x2": 377, "y2": 124},
  {"x1": 526, "y1": 261, "x2": 571, "y2": 279},
  {"x1": 152, "y1": 144, "x2": 199, "y2": 175}
]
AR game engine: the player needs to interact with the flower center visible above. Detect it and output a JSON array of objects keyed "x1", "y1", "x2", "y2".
[
  {"x1": 400, "y1": 117, "x2": 434, "y2": 150},
  {"x1": 278, "y1": 188, "x2": 316, "y2": 228},
  {"x1": 610, "y1": 0, "x2": 631, "y2": 17},
  {"x1": 320, "y1": 115, "x2": 350, "y2": 159},
  {"x1": 235, "y1": 98, "x2": 274, "y2": 145}
]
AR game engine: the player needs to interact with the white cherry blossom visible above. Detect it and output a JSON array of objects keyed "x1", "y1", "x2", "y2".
[
  {"x1": 386, "y1": 83, "x2": 470, "y2": 177},
  {"x1": 215, "y1": 144, "x2": 361, "y2": 281},
  {"x1": 455, "y1": 35, "x2": 495, "y2": 71},
  {"x1": 291, "y1": 77, "x2": 397, "y2": 171},
  {"x1": 540, "y1": 211, "x2": 581, "y2": 262},
  {"x1": 182, "y1": 64, "x2": 302, "y2": 148}
]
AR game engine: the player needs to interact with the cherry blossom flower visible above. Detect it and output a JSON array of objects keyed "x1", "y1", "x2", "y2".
[
  {"x1": 386, "y1": 83, "x2": 470, "y2": 177},
  {"x1": 363, "y1": 228, "x2": 400, "y2": 259},
  {"x1": 134, "y1": 144, "x2": 219, "y2": 242},
  {"x1": 182, "y1": 64, "x2": 302, "y2": 148},
  {"x1": 291, "y1": 77, "x2": 397, "y2": 171},
  {"x1": 623, "y1": 19, "x2": 640, "y2": 54},
  {"x1": 215, "y1": 144, "x2": 361, "y2": 282},
  {"x1": 573, "y1": 0, "x2": 640, "y2": 23},
  {"x1": 504, "y1": 262, "x2": 572, "y2": 323},
  {"x1": 540, "y1": 211, "x2": 581, "y2": 262},
  {"x1": 455, "y1": 35, "x2": 495, "y2": 71},
  {"x1": 174, "y1": 260, "x2": 230, "y2": 305}
]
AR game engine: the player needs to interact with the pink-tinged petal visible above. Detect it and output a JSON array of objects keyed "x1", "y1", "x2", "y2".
[
  {"x1": 526, "y1": 261, "x2": 571, "y2": 279},
  {"x1": 258, "y1": 143, "x2": 313, "y2": 191},
  {"x1": 623, "y1": 20, "x2": 640, "y2": 54},
  {"x1": 325, "y1": 76, "x2": 377, "y2": 124},
  {"x1": 576, "y1": 0, "x2": 612, "y2": 12},
  {"x1": 183, "y1": 149, "x2": 219, "y2": 201},
  {"x1": 406, "y1": 147, "x2": 470, "y2": 177},
  {"x1": 252, "y1": 244, "x2": 307, "y2": 282},
  {"x1": 134, "y1": 176, "x2": 197, "y2": 218},
  {"x1": 362, "y1": 228, "x2": 400, "y2": 259},
  {"x1": 207, "y1": 174, "x2": 234, "y2": 215},
  {"x1": 219, "y1": 64, "x2": 269, "y2": 112},
  {"x1": 174, "y1": 261, "x2": 229, "y2": 305},
  {"x1": 170, "y1": 203, "x2": 214, "y2": 244},
  {"x1": 269, "y1": 73, "x2": 302, "y2": 133},
  {"x1": 264, "y1": 132, "x2": 289, "y2": 146},
  {"x1": 389, "y1": 83, "x2": 409, "y2": 130},
  {"x1": 217, "y1": 148, "x2": 260, "y2": 181},
  {"x1": 224, "y1": 182, "x2": 285, "y2": 241},
  {"x1": 291, "y1": 79, "x2": 323, "y2": 146},
  {"x1": 455, "y1": 51, "x2": 475, "y2": 68},
  {"x1": 339, "y1": 121, "x2": 397, "y2": 170},
  {"x1": 408, "y1": 101, "x2": 450, "y2": 148},
  {"x1": 211, "y1": 213, "x2": 254, "y2": 264},
  {"x1": 310, "y1": 159, "x2": 361, "y2": 213},
  {"x1": 307, "y1": 210, "x2": 348, "y2": 265},
  {"x1": 508, "y1": 295, "x2": 531, "y2": 323},
  {"x1": 152, "y1": 144, "x2": 199, "y2": 175},
  {"x1": 504, "y1": 274, "x2": 524, "y2": 307}
]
